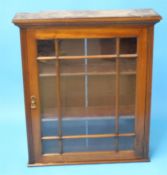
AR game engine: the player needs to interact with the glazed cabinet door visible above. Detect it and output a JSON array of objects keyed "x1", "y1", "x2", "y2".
[{"x1": 24, "y1": 26, "x2": 148, "y2": 164}]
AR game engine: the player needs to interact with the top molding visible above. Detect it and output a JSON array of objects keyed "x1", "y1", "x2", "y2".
[{"x1": 13, "y1": 9, "x2": 162, "y2": 28}]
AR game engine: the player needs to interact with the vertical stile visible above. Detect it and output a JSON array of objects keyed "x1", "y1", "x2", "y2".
[
  {"x1": 55, "y1": 39, "x2": 63, "y2": 154},
  {"x1": 115, "y1": 38, "x2": 120, "y2": 151},
  {"x1": 84, "y1": 39, "x2": 88, "y2": 109},
  {"x1": 84, "y1": 39, "x2": 89, "y2": 147}
]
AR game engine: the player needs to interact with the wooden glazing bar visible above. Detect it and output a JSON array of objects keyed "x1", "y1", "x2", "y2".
[
  {"x1": 37, "y1": 56, "x2": 57, "y2": 60},
  {"x1": 120, "y1": 71, "x2": 136, "y2": 75},
  {"x1": 119, "y1": 54, "x2": 138, "y2": 58},
  {"x1": 115, "y1": 37, "x2": 120, "y2": 151},
  {"x1": 39, "y1": 71, "x2": 136, "y2": 77},
  {"x1": 37, "y1": 54, "x2": 117, "y2": 60},
  {"x1": 39, "y1": 73, "x2": 57, "y2": 77},
  {"x1": 59, "y1": 54, "x2": 117, "y2": 59},
  {"x1": 55, "y1": 39, "x2": 63, "y2": 154},
  {"x1": 41, "y1": 133, "x2": 136, "y2": 140},
  {"x1": 37, "y1": 54, "x2": 138, "y2": 61}
]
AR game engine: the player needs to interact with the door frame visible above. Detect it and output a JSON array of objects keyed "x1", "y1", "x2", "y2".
[{"x1": 21, "y1": 25, "x2": 151, "y2": 165}]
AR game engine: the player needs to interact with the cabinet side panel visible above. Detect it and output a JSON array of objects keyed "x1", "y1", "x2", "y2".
[
  {"x1": 144, "y1": 26, "x2": 154, "y2": 158},
  {"x1": 134, "y1": 28, "x2": 148, "y2": 157},
  {"x1": 20, "y1": 29, "x2": 35, "y2": 164}
]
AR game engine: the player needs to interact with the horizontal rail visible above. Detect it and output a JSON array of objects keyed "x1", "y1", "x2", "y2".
[
  {"x1": 119, "y1": 54, "x2": 137, "y2": 58},
  {"x1": 39, "y1": 71, "x2": 136, "y2": 77},
  {"x1": 37, "y1": 56, "x2": 57, "y2": 60},
  {"x1": 41, "y1": 133, "x2": 136, "y2": 140},
  {"x1": 58, "y1": 55, "x2": 117, "y2": 60},
  {"x1": 37, "y1": 54, "x2": 137, "y2": 61},
  {"x1": 42, "y1": 150, "x2": 135, "y2": 157}
]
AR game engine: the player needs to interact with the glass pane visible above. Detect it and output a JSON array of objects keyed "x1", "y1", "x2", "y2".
[
  {"x1": 38, "y1": 60, "x2": 56, "y2": 75},
  {"x1": 38, "y1": 60, "x2": 57, "y2": 119},
  {"x1": 88, "y1": 117, "x2": 115, "y2": 134},
  {"x1": 41, "y1": 119, "x2": 58, "y2": 136},
  {"x1": 87, "y1": 38, "x2": 116, "y2": 55},
  {"x1": 59, "y1": 39, "x2": 84, "y2": 56},
  {"x1": 88, "y1": 138, "x2": 116, "y2": 151},
  {"x1": 119, "y1": 58, "x2": 136, "y2": 73},
  {"x1": 120, "y1": 38, "x2": 137, "y2": 54},
  {"x1": 88, "y1": 75, "x2": 116, "y2": 112},
  {"x1": 63, "y1": 139, "x2": 86, "y2": 152},
  {"x1": 37, "y1": 40, "x2": 55, "y2": 56},
  {"x1": 62, "y1": 119, "x2": 86, "y2": 136},
  {"x1": 119, "y1": 136, "x2": 134, "y2": 150},
  {"x1": 119, "y1": 117, "x2": 135, "y2": 133},
  {"x1": 62, "y1": 117, "x2": 115, "y2": 136},
  {"x1": 88, "y1": 58, "x2": 116, "y2": 74},
  {"x1": 87, "y1": 58, "x2": 116, "y2": 121},
  {"x1": 60, "y1": 59, "x2": 85, "y2": 75},
  {"x1": 118, "y1": 56, "x2": 136, "y2": 150},
  {"x1": 61, "y1": 76, "x2": 85, "y2": 116},
  {"x1": 38, "y1": 61, "x2": 58, "y2": 142},
  {"x1": 119, "y1": 75, "x2": 136, "y2": 116},
  {"x1": 60, "y1": 59, "x2": 85, "y2": 135},
  {"x1": 38, "y1": 60, "x2": 58, "y2": 153},
  {"x1": 39, "y1": 77, "x2": 57, "y2": 118},
  {"x1": 63, "y1": 138, "x2": 116, "y2": 152},
  {"x1": 42, "y1": 140, "x2": 60, "y2": 154}
]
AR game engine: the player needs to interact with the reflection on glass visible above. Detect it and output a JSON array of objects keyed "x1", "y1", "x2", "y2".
[{"x1": 37, "y1": 40, "x2": 55, "y2": 56}]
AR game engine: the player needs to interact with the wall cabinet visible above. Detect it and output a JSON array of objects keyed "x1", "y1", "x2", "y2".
[{"x1": 13, "y1": 9, "x2": 161, "y2": 166}]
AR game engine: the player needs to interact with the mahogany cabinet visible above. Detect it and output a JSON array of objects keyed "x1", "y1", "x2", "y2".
[{"x1": 13, "y1": 9, "x2": 161, "y2": 166}]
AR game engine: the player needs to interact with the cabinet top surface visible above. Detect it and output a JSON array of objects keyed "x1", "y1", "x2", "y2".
[{"x1": 13, "y1": 9, "x2": 161, "y2": 27}]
